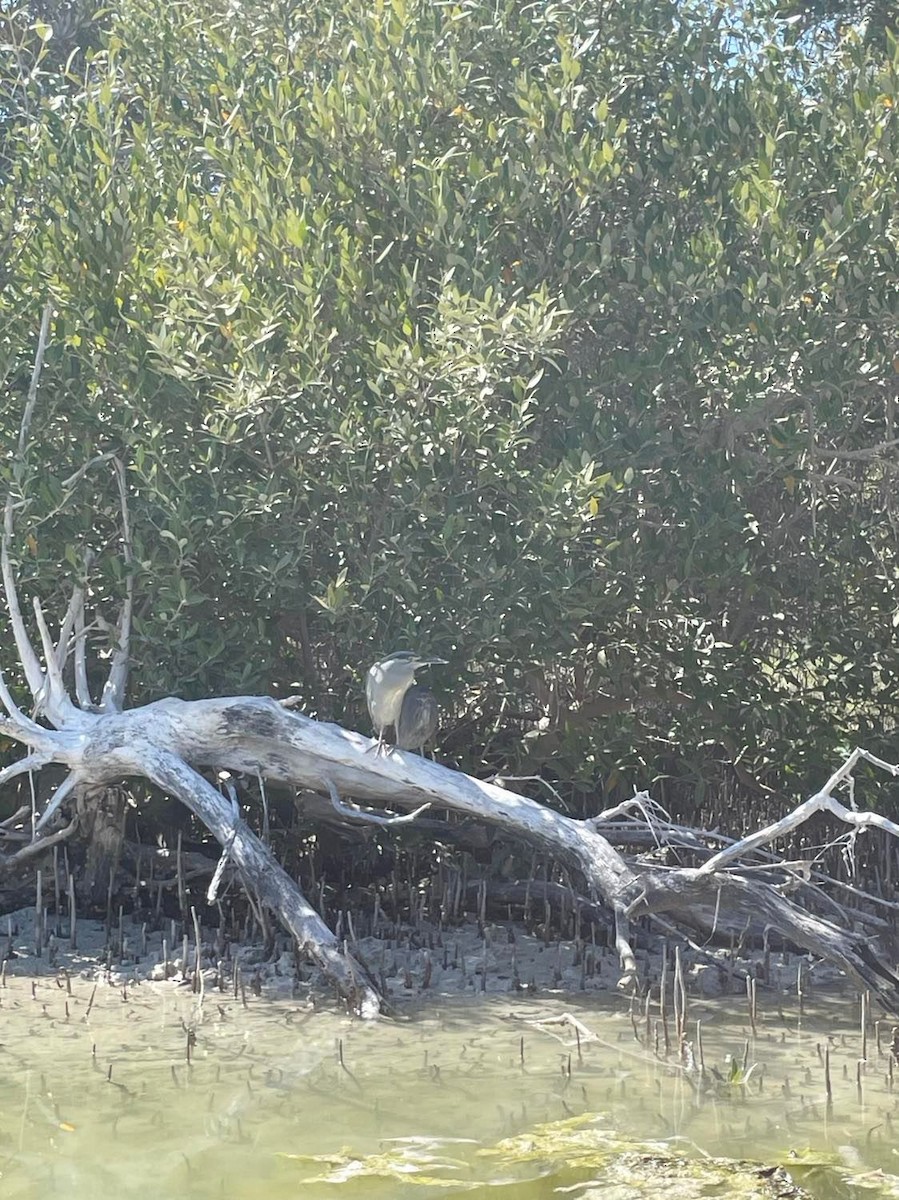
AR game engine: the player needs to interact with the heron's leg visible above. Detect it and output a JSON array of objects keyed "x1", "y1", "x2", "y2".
[
  {"x1": 364, "y1": 729, "x2": 395, "y2": 756},
  {"x1": 364, "y1": 729, "x2": 386, "y2": 754}
]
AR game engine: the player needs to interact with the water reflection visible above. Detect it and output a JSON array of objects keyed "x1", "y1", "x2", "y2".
[{"x1": 1, "y1": 969, "x2": 897, "y2": 1198}]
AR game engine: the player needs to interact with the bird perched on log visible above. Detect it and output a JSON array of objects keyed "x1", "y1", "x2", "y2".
[
  {"x1": 395, "y1": 683, "x2": 438, "y2": 757},
  {"x1": 365, "y1": 650, "x2": 445, "y2": 754}
]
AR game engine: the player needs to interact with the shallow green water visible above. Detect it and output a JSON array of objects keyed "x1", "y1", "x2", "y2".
[{"x1": 1, "y1": 968, "x2": 898, "y2": 1199}]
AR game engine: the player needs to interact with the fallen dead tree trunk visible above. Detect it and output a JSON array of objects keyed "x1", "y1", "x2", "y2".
[
  {"x1": 3, "y1": 688, "x2": 899, "y2": 1012},
  {"x1": 2, "y1": 311, "x2": 899, "y2": 1017}
]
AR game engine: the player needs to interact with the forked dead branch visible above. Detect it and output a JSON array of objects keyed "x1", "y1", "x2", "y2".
[{"x1": 1, "y1": 313, "x2": 898, "y2": 1016}]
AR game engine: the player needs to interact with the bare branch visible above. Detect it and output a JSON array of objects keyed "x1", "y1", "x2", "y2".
[
  {"x1": 0, "y1": 805, "x2": 31, "y2": 831},
  {"x1": 629, "y1": 869, "x2": 899, "y2": 997},
  {"x1": 31, "y1": 456, "x2": 119, "y2": 534},
  {"x1": 207, "y1": 832, "x2": 237, "y2": 904},
  {"x1": 803, "y1": 471, "x2": 863, "y2": 490},
  {"x1": 524, "y1": 1012, "x2": 598, "y2": 1047},
  {"x1": 0, "y1": 668, "x2": 42, "y2": 731},
  {"x1": 144, "y1": 746, "x2": 382, "y2": 1016},
  {"x1": 100, "y1": 457, "x2": 133, "y2": 712},
  {"x1": 0, "y1": 752, "x2": 49, "y2": 790},
  {"x1": 808, "y1": 437, "x2": 899, "y2": 462},
  {"x1": 32, "y1": 595, "x2": 71, "y2": 719},
  {"x1": 18, "y1": 303, "x2": 52, "y2": 454},
  {"x1": 2, "y1": 305, "x2": 51, "y2": 699},
  {"x1": 34, "y1": 772, "x2": 79, "y2": 832},
  {"x1": 491, "y1": 773, "x2": 572, "y2": 812},
  {"x1": 599, "y1": 802, "x2": 899, "y2": 921},
  {"x1": 698, "y1": 748, "x2": 899, "y2": 875},
  {"x1": 1, "y1": 818, "x2": 79, "y2": 868},
  {"x1": 55, "y1": 585, "x2": 83, "y2": 673},
  {"x1": 613, "y1": 910, "x2": 637, "y2": 987},
  {"x1": 324, "y1": 777, "x2": 431, "y2": 826},
  {"x1": 94, "y1": 610, "x2": 114, "y2": 633},
  {"x1": 74, "y1": 596, "x2": 94, "y2": 709},
  {"x1": 0, "y1": 716, "x2": 63, "y2": 753},
  {"x1": 2, "y1": 499, "x2": 44, "y2": 700},
  {"x1": 590, "y1": 789, "x2": 671, "y2": 830},
  {"x1": 55, "y1": 550, "x2": 93, "y2": 677},
  {"x1": 207, "y1": 781, "x2": 240, "y2": 904},
  {"x1": 60, "y1": 452, "x2": 117, "y2": 492}
]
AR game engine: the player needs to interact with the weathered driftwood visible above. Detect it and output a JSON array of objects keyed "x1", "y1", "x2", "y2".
[
  {"x1": 3, "y1": 684, "x2": 899, "y2": 1012},
  {"x1": 2, "y1": 311, "x2": 899, "y2": 1017}
]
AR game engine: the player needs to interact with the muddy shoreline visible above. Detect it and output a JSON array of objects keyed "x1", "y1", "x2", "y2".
[{"x1": 2, "y1": 904, "x2": 849, "y2": 1011}]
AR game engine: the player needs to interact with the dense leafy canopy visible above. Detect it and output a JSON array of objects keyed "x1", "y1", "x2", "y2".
[
  {"x1": 1, "y1": 0, "x2": 897, "y2": 820},
  {"x1": 780, "y1": 0, "x2": 898, "y2": 54}
]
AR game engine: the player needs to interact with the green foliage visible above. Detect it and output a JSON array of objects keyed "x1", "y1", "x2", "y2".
[
  {"x1": 1, "y1": 0, "x2": 897, "y2": 818},
  {"x1": 776, "y1": 0, "x2": 898, "y2": 54}
]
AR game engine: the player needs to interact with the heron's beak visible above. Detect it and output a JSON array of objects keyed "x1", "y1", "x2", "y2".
[{"x1": 416, "y1": 657, "x2": 447, "y2": 667}]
